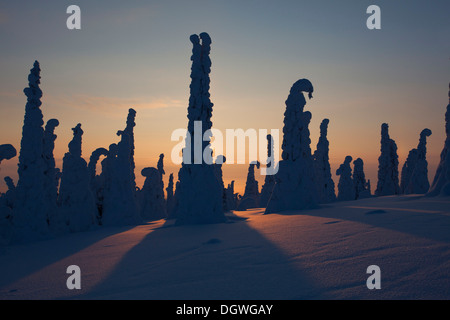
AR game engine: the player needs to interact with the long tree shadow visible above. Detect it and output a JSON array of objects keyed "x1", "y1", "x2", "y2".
[
  {"x1": 75, "y1": 216, "x2": 326, "y2": 300},
  {"x1": 0, "y1": 225, "x2": 137, "y2": 290},
  {"x1": 299, "y1": 195, "x2": 450, "y2": 244}
]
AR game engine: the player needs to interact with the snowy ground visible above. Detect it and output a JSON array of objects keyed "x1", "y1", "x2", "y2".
[{"x1": 1, "y1": 195, "x2": 449, "y2": 300}]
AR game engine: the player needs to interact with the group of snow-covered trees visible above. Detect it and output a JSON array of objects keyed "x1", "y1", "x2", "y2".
[{"x1": 1, "y1": 34, "x2": 450, "y2": 245}]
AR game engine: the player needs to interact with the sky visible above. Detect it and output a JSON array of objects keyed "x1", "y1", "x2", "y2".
[{"x1": 0, "y1": 0, "x2": 449, "y2": 195}]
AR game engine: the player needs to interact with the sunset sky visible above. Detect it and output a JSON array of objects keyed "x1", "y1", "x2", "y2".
[{"x1": 0, "y1": 0, "x2": 449, "y2": 195}]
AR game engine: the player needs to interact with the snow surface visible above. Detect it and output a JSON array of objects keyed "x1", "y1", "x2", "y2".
[{"x1": 1, "y1": 195, "x2": 449, "y2": 300}]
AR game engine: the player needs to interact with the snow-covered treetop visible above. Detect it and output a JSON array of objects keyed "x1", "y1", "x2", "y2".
[
  {"x1": 0, "y1": 144, "x2": 17, "y2": 163},
  {"x1": 23, "y1": 61, "x2": 42, "y2": 106},
  {"x1": 320, "y1": 119, "x2": 329, "y2": 138},
  {"x1": 157, "y1": 153, "x2": 165, "y2": 176},
  {"x1": 68, "y1": 123, "x2": 83, "y2": 158}
]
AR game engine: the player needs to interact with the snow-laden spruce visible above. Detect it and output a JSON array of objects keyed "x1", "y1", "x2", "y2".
[
  {"x1": 353, "y1": 158, "x2": 371, "y2": 199},
  {"x1": 336, "y1": 156, "x2": 354, "y2": 201},
  {"x1": 138, "y1": 154, "x2": 166, "y2": 221},
  {"x1": 375, "y1": 123, "x2": 400, "y2": 196},
  {"x1": 43, "y1": 119, "x2": 66, "y2": 235},
  {"x1": 259, "y1": 134, "x2": 276, "y2": 208},
  {"x1": 401, "y1": 129, "x2": 432, "y2": 194},
  {"x1": 58, "y1": 124, "x2": 97, "y2": 232},
  {"x1": 237, "y1": 161, "x2": 260, "y2": 210},
  {"x1": 102, "y1": 109, "x2": 141, "y2": 226},
  {"x1": 313, "y1": 119, "x2": 336, "y2": 203},
  {"x1": 265, "y1": 79, "x2": 318, "y2": 214},
  {"x1": 12, "y1": 61, "x2": 50, "y2": 243},
  {"x1": 172, "y1": 33, "x2": 225, "y2": 225},
  {"x1": 428, "y1": 83, "x2": 450, "y2": 196}
]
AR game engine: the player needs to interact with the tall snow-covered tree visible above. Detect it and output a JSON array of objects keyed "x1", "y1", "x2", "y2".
[
  {"x1": 428, "y1": 83, "x2": 450, "y2": 196},
  {"x1": 265, "y1": 79, "x2": 318, "y2": 214},
  {"x1": 166, "y1": 173, "x2": 175, "y2": 216},
  {"x1": 313, "y1": 119, "x2": 336, "y2": 203},
  {"x1": 12, "y1": 61, "x2": 49, "y2": 243},
  {"x1": 260, "y1": 134, "x2": 276, "y2": 207},
  {"x1": 58, "y1": 124, "x2": 97, "y2": 232},
  {"x1": 102, "y1": 109, "x2": 141, "y2": 226},
  {"x1": 172, "y1": 33, "x2": 225, "y2": 225},
  {"x1": 375, "y1": 123, "x2": 400, "y2": 196},
  {"x1": 336, "y1": 156, "x2": 354, "y2": 201},
  {"x1": 0, "y1": 145, "x2": 16, "y2": 245},
  {"x1": 224, "y1": 181, "x2": 238, "y2": 211},
  {"x1": 88, "y1": 147, "x2": 109, "y2": 223}
]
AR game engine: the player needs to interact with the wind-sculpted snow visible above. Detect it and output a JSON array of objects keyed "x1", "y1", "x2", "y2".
[
  {"x1": 428, "y1": 83, "x2": 450, "y2": 196},
  {"x1": 375, "y1": 123, "x2": 400, "y2": 196},
  {"x1": 401, "y1": 129, "x2": 432, "y2": 194},
  {"x1": 313, "y1": 119, "x2": 336, "y2": 203},
  {"x1": 265, "y1": 79, "x2": 318, "y2": 214},
  {"x1": 172, "y1": 33, "x2": 225, "y2": 225},
  {"x1": 58, "y1": 124, "x2": 96, "y2": 233}
]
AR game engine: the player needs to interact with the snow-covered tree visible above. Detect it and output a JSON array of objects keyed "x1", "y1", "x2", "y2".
[
  {"x1": 172, "y1": 33, "x2": 225, "y2": 225},
  {"x1": 375, "y1": 123, "x2": 400, "y2": 196},
  {"x1": 265, "y1": 79, "x2": 318, "y2": 214},
  {"x1": 401, "y1": 129, "x2": 432, "y2": 194},
  {"x1": 12, "y1": 61, "x2": 49, "y2": 243},
  {"x1": 353, "y1": 158, "x2": 370, "y2": 199},
  {"x1": 0, "y1": 145, "x2": 16, "y2": 245},
  {"x1": 88, "y1": 147, "x2": 109, "y2": 223},
  {"x1": 260, "y1": 134, "x2": 276, "y2": 207},
  {"x1": 58, "y1": 124, "x2": 97, "y2": 233},
  {"x1": 139, "y1": 167, "x2": 166, "y2": 220},
  {"x1": 336, "y1": 156, "x2": 354, "y2": 201},
  {"x1": 428, "y1": 83, "x2": 450, "y2": 196},
  {"x1": 102, "y1": 109, "x2": 141, "y2": 226},
  {"x1": 313, "y1": 119, "x2": 336, "y2": 203},
  {"x1": 224, "y1": 180, "x2": 238, "y2": 211},
  {"x1": 238, "y1": 161, "x2": 260, "y2": 210}
]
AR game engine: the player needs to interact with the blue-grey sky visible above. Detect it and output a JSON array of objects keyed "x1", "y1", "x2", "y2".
[{"x1": 0, "y1": 0, "x2": 449, "y2": 193}]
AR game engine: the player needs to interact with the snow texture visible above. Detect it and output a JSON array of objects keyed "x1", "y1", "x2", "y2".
[
  {"x1": 101, "y1": 109, "x2": 142, "y2": 226},
  {"x1": 58, "y1": 124, "x2": 97, "y2": 233},
  {"x1": 172, "y1": 33, "x2": 226, "y2": 225},
  {"x1": 375, "y1": 123, "x2": 400, "y2": 196},
  {"x1": 259, "y1": 134, "x2": 276, "y2": 208},
  {"x1": 313, "y1": 119, "x2": 336, "y2": 203},
  {"x1": 401, "y1": 129, "x2": 432, "y2": 194},
  {"x1": 12, "y1": 61, "x2": 49, "y2": 243},
  {"x1": 238, "y1": 161, "x2": 261, "y2": 210},
  {"x1": 353, "y1": 158, "x2": 371, "y2": 199},
  {"x1": 336, "y1": 156, "x2": 354, "y2": 201},
  {"x1": 427, "y1": 83, "x2": 450, "y2": 197},
  {"x1": 265, "y1": 79, "x2": 318, "y2": 214}
]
